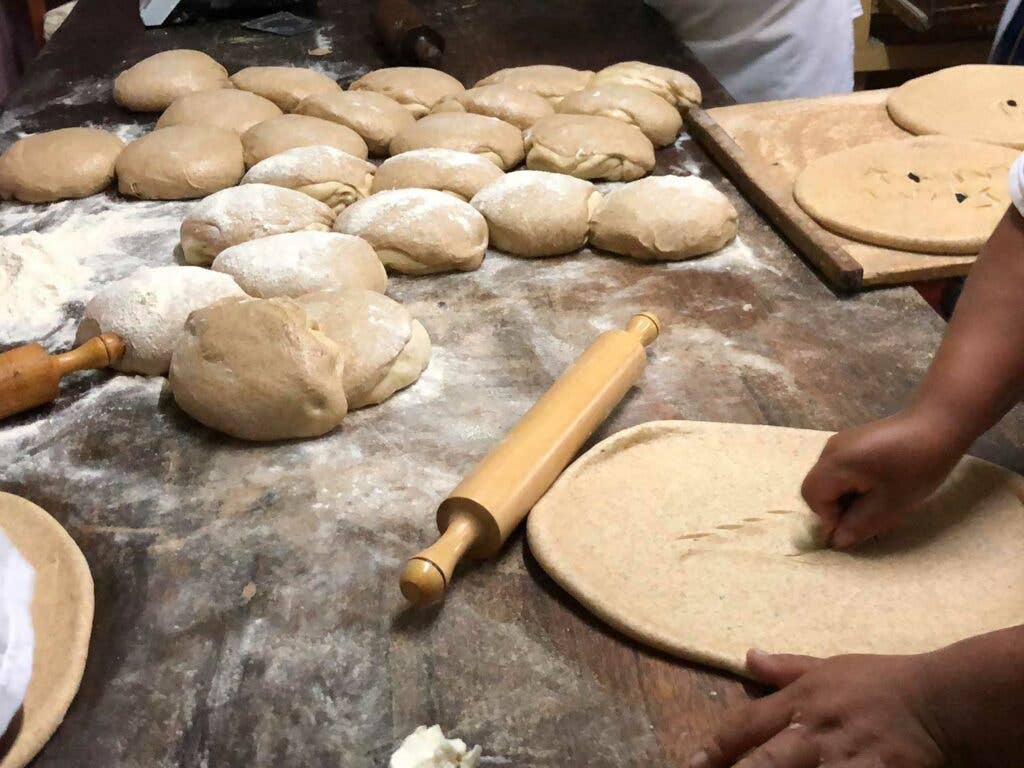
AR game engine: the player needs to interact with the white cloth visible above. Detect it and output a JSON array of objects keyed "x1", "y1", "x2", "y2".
[
  {"x1": 646, "y1": 0, "x2": 864, "y2": 103},
  {"x1": 1008, "y1": 153, "x2": 1024, "y2": 217},
  {"x1": 0, "y1": 529, "x2": 34, "y2": 737},
  {"x1": 997, "y1": 0, "x2": 1023, "y2": 45}
]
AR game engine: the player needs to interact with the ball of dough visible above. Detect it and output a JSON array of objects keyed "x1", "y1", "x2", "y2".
[
  {"x1": 156, "y1": 88, "x2": 283, "y2": 134},
  {"x1": 348, "y1": 67, "x2": 465, "y2": 118},
  {"x1": 371, "y1": 148, "x2": 504, "y2": 201},
  {"x1": 211, "y1": 231, "x2": 386, "y2": 298},
  {"x1": 114, "y1": 49, "x2": 232, "y2": 112},
  {"x1": 334, "y1": 188, "x2": 487, "y2": 275},
  {"x1": 389, "y1": 112, "x2": 524, "y2": 170},
  {"x1": 525, "y1": 114, "x2": 655, "y2": 181},
  {"x1": 432, "y1": 84, "x2": 555, "y2": 130},
  {"x1": 116, "y1": 125, "x2": 244, "y2": 200},
  {"x1": 75, "y1": 265, "x2": 245, "y2": 375},
  {"x1": 241, "y1": 145, "x2": 375, "y2": 212},
  {"x1": 590, "y1": 176, "x2": 737, "y2": 261},
  {"x1": 0, "y1": 128, "x2": 123, "y2": 203},
  {"x1": 592, "y1": 61, "x2": 702, "y2": 110},
  {"x1": 471, "y1": 170, "x2": 600, "y2": 257},
  {"x1": 474, "y1": 65, "x2": 594, "y2": 105},
  {"x1": 169, "y1": 296, "x2": 347, "y2": 441},
  {"x1": 229, "y1": 66, "x2": 341, "y2": 112},
  {"x1": 557, "y1": 84, "x2": 682, "y2": 147},
  {"x1": 295, "y1": 90, "x2": 415, "y2": 156},
  {"x1": 180, "y1": 183, "x2": 335, "y2": 266},
  {"x1": 241, "y1": 114, "x2": 368, "y2": 167}
]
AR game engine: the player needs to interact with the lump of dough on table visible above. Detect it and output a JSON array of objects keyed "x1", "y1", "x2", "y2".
[
  {"x1": 0, "y1": 127, "x2": 123, "y2": 203},
  {"x1": 557, "y1": 83, "x2": 682, "y2": 147},
  {"x1": 371, "y1": 148, "x2": 504, "y2": 201},
  {"x1": 180, "y1": 183, "x2": 334, "y2": 266},
  {"x1": 156, "y1": 88, "x2": 283, "y2": 134},
  {"x1": 590, "y1": 175, "x2": 737, "y2": 261},
  {"x1": 114, "y1": 49, "x2": 232, "y2": 112},
  {"x1": 211, "y1": 231, "x2": 386, "y2": 298},
  {"x1": 524, "y1": 114, "x2": 654, "y2": 181},
  {"x1": 334, "y1": 188, "x2": 487, "y2": 275},
  {"x1": 229, "y1": 66, "x2": 341, "y2": 112},
  {"x1": 432, "y1": 83, "x2": 555, "y2": 131},
  {"x1": 116, "y1": 125, "x2": 244, "y2": 200},
  {"x1": 471, "y1": 170, "x2": 600, "y2": 257},
  {"x1": 389, "y1": 725, "x2": 481, "y2": 768},
  {"x1": 295, "y1": 90, "x2": 415, "y2": 156},
  {"x1": 241, "y1": 113, "x2": 368, "y2": 167},
  {"x1": 75, "y1": 265, "x2": 245, "y2": 375},
  {"x1": 296, "y1": 288, "x2": 431, "y2": 409},
  {"x1": 474, "y1": 64, "x2": 594, "y2": 106},
  {"x1": 592, "y1": 61, "x2": 701, "y2": 111},
  {"x1": 389, "y1": 112, "x2": 524, "y2": 170},
  {"x1": 241, "y1": 145, "x2": 375, "y2": 213},
  {"x1": 348, "y1": 67, "x2": 464, "y2": 118}
]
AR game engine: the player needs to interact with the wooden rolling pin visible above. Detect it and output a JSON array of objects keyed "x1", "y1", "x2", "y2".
[
  {"x1": 0, "y1": 334, "x2": 125, "y2": 419},
  {"x1": 401, "y1": 312, "x2": 661, "y2": 606}
]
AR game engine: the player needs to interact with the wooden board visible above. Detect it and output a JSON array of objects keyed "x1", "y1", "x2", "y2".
[{"x1": 686, "y1": 89, "x2": 976, "y2": 292}]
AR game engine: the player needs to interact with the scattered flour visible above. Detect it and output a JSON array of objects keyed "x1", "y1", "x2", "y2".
[
  {"x1": 664, "y1": 234, "x2": 779, "y2": 275},
  {"x1": 311, "y1": 28, "x2": 333, "y2": 54}
]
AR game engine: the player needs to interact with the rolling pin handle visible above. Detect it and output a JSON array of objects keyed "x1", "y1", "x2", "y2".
[
  {"x1": 53, "y1": 333, "x2": 125, "y2": 376},
  {"x1": 400, "y1": 511, "x2": 484, "y2": 606},
  {"x1": 626, "y1": 313, "x2": 660, "y2": 347}
]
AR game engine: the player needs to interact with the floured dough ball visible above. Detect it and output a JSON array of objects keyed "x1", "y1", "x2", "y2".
[
  {"x1": 590, "y1": 175, "x2": 737, "y2": 261},
  {"x1": 334, "y1": 188, "x2": 487, "y2": 275},
  {"x1": 241, "y1": 145, "x2": 375, "y2": 212},
  {"x1": 296, "y1": 289, "x2": 431, "y2": 409},
  {"x1": 169, "y1": 296, "x2": 347, "y2": 441},
  {"x1": 592, "y1": 61, "x2": 702, "y2": 110},
  {"x1": 180, "y1": 183, "x2": 334, "y2": 266},
  {"x1": 557, "y1": 84, "x2": 682, "y2": 147},
  {"x1": 211, "y1": 231, "x2": 386, "y2": 298},
  {"x1": 432, "y1": 84, "x2": 554, "y2": 130},
  {"x1": 0, "y1": 127, "x2": 124, "y2": 202},
  {"x1": 156, "y1": 88, "x2": 283, "y2": 134},
  {"x1": 116, "y1": 125, "x2": 244, "y2": 200},
  {"x1": 229, "y1": 66, "x2": 341, "y2": 112},
  {"x1": 75, "y1": 265, "x2": 245, "y2": 375},
  {"x1": 348, "y1": 67, "x2": 465, "y2": 118},
  {"x1": 525, "y1": 114, "x2": 654, "y2": 181},
  {"x1": 389, "y1": 112, "x2": 524, "y2": 170},
  {"x1": 241, "y1": 114, "x2": 368, "y2": 166},
  {"x1": 471, "y1": 170, "x2": 600, "y2": 257},
  {"x1": 295, "y1": 90, "x2": 415, "y2": 156},
  {"x1": 371, "y1": 148, "x2": 504, "y2": 201},
  {"x1": 114, "y1": 49, "x2": 232, "y2": 112},
  {"x1": 475, "y1": 64, "x2": 594, "y2": 105}
]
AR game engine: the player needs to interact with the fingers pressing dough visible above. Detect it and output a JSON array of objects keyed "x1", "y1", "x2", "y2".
[
  {"x1": 0, "y1": 127, "x2": 123, "y2": 203},
  {"x1": 389, "y1": 112, "x2": 524, "y2": 170},
  {"x1": 241, "y1": 113, "x2": 368, "y2": 166},
  {"x1": 557, "y1": 84, "x2": 682, "y2": 147},
  {"x1": 114, "y1": 49, "x2": 232, "y2": 112},
  {"x1": 229, "y1": 66, "x2": 341, "y2": 112},
  {"x1": 156, "y1": 88, "x2": 283, "y2": 134},
  {"x1": 432, "y1": 84, "x2": 555, "y2": 131},
  {"x1": 295, "y1": 90, "x2": 415, "y2": 156},
  {"x1": 524, "y1": 114, "x2": 655, "y2": 181},
  {"x1": 371, "y1": 148, "x2": 504, "y2": 201},
  {"x1": 241, "y1": 145, "x2": 375, "y2": 212},
  {"x1": 592, "y1": 61, "x2": 702, "y2": 111},
  {"x1": 116, "y1": 125, "x2": 244, "y2": 200},
  {"x1": 348, "y1": 67, "x2": 465, "y2": 118},
  {"x1": 474, "y1": 65, "x2": 594, "y2": 105}
]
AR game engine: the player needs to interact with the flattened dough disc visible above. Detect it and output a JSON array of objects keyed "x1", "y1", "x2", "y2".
[
  {"x1": 0, "y1": 493, "x2": 93, "y2": 768},
  {"x1": 527, "y1": 421, "x2": 1024, "y2": 678}
]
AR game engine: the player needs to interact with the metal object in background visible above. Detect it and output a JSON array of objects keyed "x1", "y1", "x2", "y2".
[
  {"x1": 140, "y1": 0, "x2": 316, "y2": 27},
  {"x1": 373, "y1": 0, "x2": 445, "y2": 67}
]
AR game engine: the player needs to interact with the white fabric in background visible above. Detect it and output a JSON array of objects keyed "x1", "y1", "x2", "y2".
[
  {"x1": 0, "y1": 529, "x2": 34, "y2": 737},
  {"x1": 997, "y1": 0, "x2": 1023, "y2": 45},
  {"x1": 1008, "y1": 153, "x2": 1024, "y2": 217}
]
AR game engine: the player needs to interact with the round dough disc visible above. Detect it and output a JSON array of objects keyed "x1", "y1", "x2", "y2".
[
  {"x1": 557, "y1": 83, "x2": 682, "y2": 147},
  {"x1": 525, "y1": 114, "x2": 655, "y2": 181},
  {"x1": 156, "y1": 88, "x2": 283, "y2": 134},
  {"x1": 0, "y1": 493, "x2": 93, "y2": 768},
  {"x1": 474, "y1": 65, "x2": 594, "y2": 105},
  {"x1": 592, "y1": 61, "x2": 702, "y2": 110},
  {"x1": 241, "y1": 145, "x2": 375, "y2": 212},
  {"x1": 389, "y1": 112, "x2": 524, "y2": 170},
  {"x1": 241, "y1": 114, "x2": 368, "y2": 166},
  {"x1": 348, "y1": 67, "x2": 465, "y2": 118},
  {"x1": 295, "y1": 90, "x2": 415, "y2": 156},
  {"x1": 371, "y1": 148, "x2": 505, "y2": 201},
  {"x1": 114, "y1": 49, "x2": 231, "y2": 112},
  {"x1": 0, "y1": 128, "x2": 124, "y2": 203},
  {"x1": 229, "y1": 66, "x2": 341, "y2": 112},
  {"x1": 431, "y1": 84, "x2": 555, "y2": 131},
  {"x1": 793, "y1": 136, "x2": 1017, "y2": 254}
]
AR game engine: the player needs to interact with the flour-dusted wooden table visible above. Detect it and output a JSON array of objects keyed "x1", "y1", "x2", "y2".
[{"x1": 2, "y1": 1, "x2": 1023, "y2": 766}]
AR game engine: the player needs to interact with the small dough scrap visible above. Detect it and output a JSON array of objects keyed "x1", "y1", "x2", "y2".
[
  {"x1": 241, "y1": 114, "x2": 368, "y2": 167},
  {"x1": 432, "y1": 84, "x2": 555, "y2": 130},
  {"x1": 156, "y1": 88, "x2": 283, "y2": 134},
  {"x1": 524, "y1": 114, "x2": 655, "y2": 181},
  {"x1": 590, "y1": 175, "x2": 737, "y2": 261},
  {"x1": 557, "y1": 83, "x2": 682, "y2": 147},
  {"x1": 475, "y1": 65, "x2": 594, "y2": 105},
  {"x1": 349, "y1": 67, "x2": 465, "y2": 118},
  {"x1": 116, "y1": 125, "x2": 244, "y2": 200},
  {"x1": 229, "y1": 66, "x2": 342, "y2": 112},
  {"x1": 0, "y1": 128, "x2": 124, "y2": 203},
  {"x1": 470, "y1": 170, "x2": 600, "y2": 257},
  {"x1": 334, "y1": 188, "x2": 487, "y2": 275},
  {"x1": 241, "y1": 145, "x2": 375, "y2": 212},
  {"x1": 180, "y1": 183, "x2": 335, "y2": 266},
  {"x1": 295, "y1": 90, "x2": 415, "y2": 156},
  {"x1": 371, "y1": 148, "x2": 505, "y2": 201},
  {"x1": 75, "y1": 265, "x2": 245, "y2": 375},
  {"x1": 389, "y1": 725, "x2": 481, "y2": 768},
  {"x1": 211, "y1": 231, "x2": 386, "y2": 298},
  {"x1": 592, "y1": 61, "x2": 702, "y2": 110},
  {"x1": 169, "y1": 296, "x2": 347, "y2": 441},
  {"x1": 389, "y1": 112, "x2": 524, "y2": 170},
  {"x1": 114, "y1": 49, "x2": 232, "y2": 112}
]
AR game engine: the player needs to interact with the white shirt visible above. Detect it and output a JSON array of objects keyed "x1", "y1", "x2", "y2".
[
  {"x1": 0, "y1": 530, "x2": 33, "y2": 736},
  {"x1": 646, "y1": 0, "x2": 864, "y2": 103}
]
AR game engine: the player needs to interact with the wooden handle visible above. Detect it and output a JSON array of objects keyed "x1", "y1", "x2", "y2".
[
  {"x1": 0, "y1": 334, "x2": 125, "y2": 419},
  {"x1": 400, "y1": 313, "x2": 660, "y2": 605}
]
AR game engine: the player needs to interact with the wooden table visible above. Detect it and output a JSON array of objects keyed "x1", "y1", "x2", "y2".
[{"x1": 1, "y1": 1, "x2": 1022, "y2": 766}]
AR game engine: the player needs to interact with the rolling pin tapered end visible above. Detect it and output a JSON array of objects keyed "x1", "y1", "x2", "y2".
[{"x1": 400, "y1": 558, "x2": 448, "y2": 606}]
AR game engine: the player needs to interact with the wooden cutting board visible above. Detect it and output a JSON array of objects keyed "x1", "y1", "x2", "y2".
[{"x1": 686, "y1": 89, "x2": 976, "y2": 293}]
